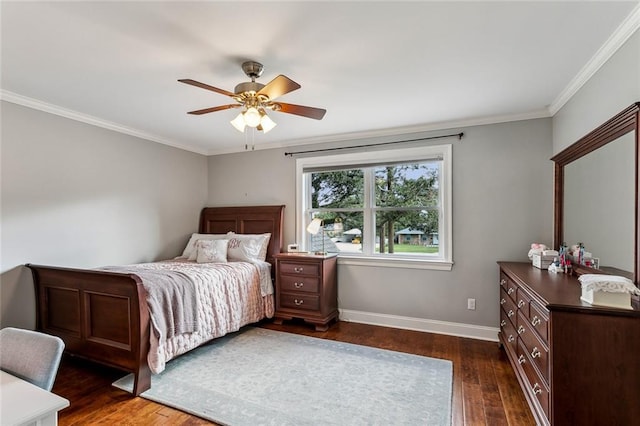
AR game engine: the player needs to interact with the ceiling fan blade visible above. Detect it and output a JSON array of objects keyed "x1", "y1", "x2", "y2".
[
  {"x1": 187, "y1": 104, "x2": 241, "y2": 115},
  {"x1": 257, "y1": 75, "x2": 301, "y2": 101},
  {"x1": 178, "y1": 79, "x2": 236, "y2": 98},
  {"x1": 275, "y1": 102, "x2": 326, "y2": 120}
]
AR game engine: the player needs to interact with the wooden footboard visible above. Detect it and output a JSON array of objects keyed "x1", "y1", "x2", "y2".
[{"x1": 27, "y1": 264, "x2": 151, "y2": 396}]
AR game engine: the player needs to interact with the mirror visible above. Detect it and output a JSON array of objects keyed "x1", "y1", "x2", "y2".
[
  {"x1": 552, "y1": 102, "x2": 639, "y2": 285},
  {"x1": 563, "y1": 133, "x2": 634, "y2": 271}
]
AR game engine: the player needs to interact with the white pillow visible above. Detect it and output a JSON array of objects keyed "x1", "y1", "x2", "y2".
[
  {"x1": 180, "y1": 233, "x2": 227, "y2": 259},
  {"x1": 195, "y1": 239, "x2": 228, "y2": 263},
  {"x1": 226, "y1": 232, "x2": 271, "y2": 262}
]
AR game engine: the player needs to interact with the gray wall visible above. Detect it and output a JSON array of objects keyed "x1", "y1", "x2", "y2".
[
  {"x1": 553, "y1": 29, "x2": 639, "y2": 153},
  {"x1": 1, "y1": 101, "x2": 208, "y2": 329},
  {"x1": 208, "y1": 118, "x2": 553, "y2": 329},
  {"x1": 551, "y1": 28, "x2": 638, "y2": 283}
]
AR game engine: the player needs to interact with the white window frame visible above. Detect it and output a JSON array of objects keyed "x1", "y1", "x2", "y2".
[{"x1": 296, "y1": 144, "x2": 453, "y2": 271}]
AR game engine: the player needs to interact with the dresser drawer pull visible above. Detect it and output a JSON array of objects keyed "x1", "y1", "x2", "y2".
[
  {"x1": 517, "y1": 300, "x2": 525, "y2": 308},
  {"x1": 517, "y1": 325, "x2": 525, "y2": 335},
  {"x1": 500, "y1": 298, "x2": 506, "y2": 305},
  {"x1": 507, "y1": 310, "x2": 514, "y2": 318},
  {"x1": 507, "y1": 335, "x2": 515, "y2": 343},
  {"x1": 294, "y1": 282, "x2": 304, "y2": 288},
  {"x1": 507, "y1": 287, "x2": 515, "y2": 295},
  {"x1": 294, "y1": 267, "x2": 304, "y2": 273},
  {"x1": 531, "y1": 316, "x2": 541, "y2": 326},
  {"x1": 500, "y1": 320, "x2": 506, "y2": 327},
  {"x1": 532, "y1": 383, "x2": 542, "y2": 395},
  {"x1": 294, "y1": 299, "x2": 304, "y2": 306},
  {"x1": 500, "y1": 279, "x2": 506, "y2": 285},
  {"x1": 518, "y1": 354, "x2": 526, "y2": 365},
  {"x1": 531, "y1": 347, "x2": 541, "y2": 358}
]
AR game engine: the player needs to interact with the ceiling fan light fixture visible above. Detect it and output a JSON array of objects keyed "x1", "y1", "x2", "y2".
[
  {"x1": 230, "y1": 113, "x2": 246, "y2": 132},
  {"x1": 243, "y1": 107, "x2": 261, "y2": 127},
  {"x1": 259, "y1": 113, "x2": 277, "y2": 133},
  {"x1": 180, "y1": 61, "x2": 326, "y2": 135}
]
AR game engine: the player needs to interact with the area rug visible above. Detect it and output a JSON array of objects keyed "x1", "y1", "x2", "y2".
[{"x1": 113, "y1": 327, "x2": 453, "y2": 425}]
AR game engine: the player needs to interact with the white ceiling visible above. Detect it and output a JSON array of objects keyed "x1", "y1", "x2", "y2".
[{"x1": 2, "y1": 1, "x2": 639, "y2": 155}]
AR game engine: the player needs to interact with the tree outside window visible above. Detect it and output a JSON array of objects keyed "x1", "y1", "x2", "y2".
[
  {"x1": 307, "y1": 161, "x2": 441, "y2": 257},
  {"x1": 297, "y1": 144, "x2": 452, "y2": 267}
]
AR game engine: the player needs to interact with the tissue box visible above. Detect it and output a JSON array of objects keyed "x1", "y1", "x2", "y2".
[
  {"x1": 580, "y1": 288, "x2": 632, "y2": 309},
  {"x1": 532, "y1": 253, "x2": 554, "y2": 269}
]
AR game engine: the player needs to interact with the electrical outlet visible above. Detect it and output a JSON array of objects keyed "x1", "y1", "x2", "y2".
[{"x1": 467, "y1": 298, "x2": 476, "y2": 310}]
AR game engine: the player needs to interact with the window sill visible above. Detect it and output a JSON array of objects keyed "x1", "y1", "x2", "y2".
[{"x1": 336, "y1": 254, "x2": 453, "y2": 271}]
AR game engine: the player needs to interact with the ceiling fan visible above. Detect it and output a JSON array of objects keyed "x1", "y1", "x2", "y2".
[{"x1": 179, "y1": 61, "x2": 326, "y2": 133}]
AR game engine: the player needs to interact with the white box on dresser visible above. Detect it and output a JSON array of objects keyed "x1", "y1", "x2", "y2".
[
  {"x1": 532, "y1": 253, "x2": 554, "y2": 269},
  {"x1": 580, "y1": 287, "x2": 632, "y2": 309}
]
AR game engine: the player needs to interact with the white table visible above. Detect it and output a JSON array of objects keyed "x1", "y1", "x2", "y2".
[{"x1": 0, "y1": 370, "x2": 69, "y2": 426}]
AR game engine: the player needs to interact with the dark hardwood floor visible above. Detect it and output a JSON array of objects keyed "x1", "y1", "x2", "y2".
[{"x1": 52, "y1": 320, "x2": 535, "y2": 425}]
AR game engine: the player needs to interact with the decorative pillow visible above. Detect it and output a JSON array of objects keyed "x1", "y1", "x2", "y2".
[
  {"x1": 195, "y1": 239, "x2": 228, "y2": 263},
  {"x1": 180, "y1": 233, "x2": 227, "y2": 260},
  {"x1": 226, "y1": 232, "x2": 271, "y2": 262}
]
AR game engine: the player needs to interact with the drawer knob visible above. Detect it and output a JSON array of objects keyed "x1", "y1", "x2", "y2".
[
  {"x1": 532, "y1": 383, "x2": 542, "y2": 395},
  {"x1": 517, "y1": 325, "x2": 525, "y2": 335},
  {"x1": 294, "y1": 267, "x2": 304, "y2": 273},
  {"x1": 517, "y1": 300, "x2": 525, "y2": 308},
  {"x1": 507, "y1": 335, "x2": 515, "y2": 343},
  {"x1": 518, "y1": 354, "x2": 526, "y2": 365},
  {"x1": 294, "y1": 282, "x2": 304, "y2": 288},
  {"x1": 500, "y1": 279, "x2": 506, "y2": 285},
  {"x1": 531, "y1": 347, "x2": 541, "y2": 358},
  {"x1": 500, "y1": 320, "x2": 506, "y2": 327},
  {"x1": 500, "y1": 298, "x2": 506, "y2": 305},
  {"x1": 507, "y1": 310, "x2": 514, "y2": 318},
  {"x1": 294, "y1": 299, "x2": 304, "y2": 306},
  {"x1": 531, "y1": 316, "x2": 541, "y2": 326},
  {"x1": 507, "y1": 287, "x2": 515, "y2": 295}
]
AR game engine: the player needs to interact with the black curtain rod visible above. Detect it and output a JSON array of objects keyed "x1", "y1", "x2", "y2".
[{"x1": 284, "y1": 132, "x2": 464, "y2": 157}]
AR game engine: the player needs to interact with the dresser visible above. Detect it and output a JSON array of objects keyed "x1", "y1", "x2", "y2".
[
  {"x1": 498, "y1": 262, "x2": 640, "y2": 425},
  {"x1": 274, "y1": 253, "x2": 338, "y2": 331}
]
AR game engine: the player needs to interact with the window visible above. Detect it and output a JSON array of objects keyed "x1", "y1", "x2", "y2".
[{"x1": 296, "y1": 144, "x2": 452, "y2": 270}]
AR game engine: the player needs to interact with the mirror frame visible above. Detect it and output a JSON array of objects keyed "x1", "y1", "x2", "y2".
[{"x1": 552, "y1": 102, "x2": 639, "y2": 285}]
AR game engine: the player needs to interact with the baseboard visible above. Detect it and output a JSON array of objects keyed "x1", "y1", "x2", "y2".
[{"x1": 339, "y1": 309, "x2": 499, "y2": 342}]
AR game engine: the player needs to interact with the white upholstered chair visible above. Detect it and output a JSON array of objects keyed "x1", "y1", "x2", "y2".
[{"x1": 0, "y1": 327, "x2": 65, "y2": 391}]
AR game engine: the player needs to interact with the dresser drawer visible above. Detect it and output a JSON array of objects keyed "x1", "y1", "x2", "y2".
[
  {"x1": 529, "y1": 301, "x2": 549, "y2": 342},
  {"x1": 500, "y1": 288, "x2": 517, "y2": 327},
  {"x1": 517, "y1": 339, "x2": 550, "y2": 420},
  {"x1": 279, "y1": 275, "x2": 320, "y2": 294},
  {"x1": 279, "y1": 293, "x2": 320, "y2": 312},
  {"x1": 500, "y1": 273, "x2": 518, "y2": 302},
  {"x1": 518, "y1": 310, "x2": 549, "y2": 383},
  {"x1": 279, "y1": 261, "x2": 320, "y2": 276},
  {"x1": 500, "y1": 308, "x2": 518, "y2": 354},
  {"x1": 516, "y1": 288, "x2": 530, "y2": 318}
]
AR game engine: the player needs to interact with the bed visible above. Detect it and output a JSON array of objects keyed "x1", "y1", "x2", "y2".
[{"x1": 27, "y1": 205, "x2": 284, "y2": 396}]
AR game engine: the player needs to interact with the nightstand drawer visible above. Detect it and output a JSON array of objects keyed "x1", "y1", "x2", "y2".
[
  {"x1": 280, "y1": 293, "x2": 320, "y2": 311},
  {"x1": 279, "y1": 262, "x2": 320, "y2": 276},
  {"x1": 279, "y1": 275, "x2": 320, "y2": 293}
]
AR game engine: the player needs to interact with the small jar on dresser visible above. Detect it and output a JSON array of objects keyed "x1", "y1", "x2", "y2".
[{"x1": 273, "y1": 253, "x2": 338, "y2": 331}]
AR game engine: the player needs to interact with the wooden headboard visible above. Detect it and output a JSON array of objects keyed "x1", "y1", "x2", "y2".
[{"x1": 199, "y1": 205, "x2": 285, "y2": 267}]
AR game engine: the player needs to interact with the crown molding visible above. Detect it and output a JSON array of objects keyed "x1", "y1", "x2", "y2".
[
  {"x1": 3, "y1": 88, "x2": 549, "y2": 158},
  {"x1": 0, "y1": 90, "x2": 209, "y2": 156},
  {"x1": 549, "y1": 3, "x2": 640, "y2": 115}
]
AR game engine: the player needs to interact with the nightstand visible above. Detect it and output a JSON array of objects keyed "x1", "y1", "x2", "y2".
[{"x1": 273, "y1": 253, "x2": 338, "y2": 331}]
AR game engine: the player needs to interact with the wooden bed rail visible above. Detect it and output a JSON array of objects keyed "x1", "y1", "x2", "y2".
[{"x1": 27, "y1": 264, "x2": 151, "y2": 396}]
